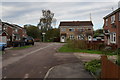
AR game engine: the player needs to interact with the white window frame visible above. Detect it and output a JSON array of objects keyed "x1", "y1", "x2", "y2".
[
  {"x1": 111, "y1": 15, "x2": 115, "y2": 24},
  {"x1": 110, "y1": 32, "x2": 116, "y2": 44},
  {"x1": 69, "y1": 35, "x2": 74, "y2": 40},
  {"x1": 105, "y1": 19, "x2": 108, "y2": 26},
  {"x1": 77, "y1": 35, "x2": 84, "y2": 40},
  {"x1": 78, "y1": 28, "x2": 83, "y2": 32},
  {"x1": 69, "y1": 28, "x2": 74, "y2": 32},
  {"x1": 88, "y1": 35, "x2": 92, "y2": 41},
  {"x1": 15, "y1": 28, "x2": 18, "y2": 32},
  {"x1": 61, "y1": 28, "x2": 66, "y2": 32}
]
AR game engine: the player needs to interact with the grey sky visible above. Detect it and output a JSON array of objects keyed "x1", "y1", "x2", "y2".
[{"x1": 1, "y1": 1, "x2": 119, "y2": 30}]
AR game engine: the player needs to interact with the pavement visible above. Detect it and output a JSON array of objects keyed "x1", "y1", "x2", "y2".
[
  {"x1": 44, "y1": 63, "x2": 93, "y2": 78},
  {"x1": 74, "y1": 52, "x2": 117, "y2": 62}
]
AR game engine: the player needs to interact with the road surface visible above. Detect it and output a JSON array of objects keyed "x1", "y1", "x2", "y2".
[{"x1": 2, "y1": 42, "x2": 81, "y2": 78}]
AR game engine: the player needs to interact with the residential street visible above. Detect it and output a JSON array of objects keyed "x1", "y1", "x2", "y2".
[{"x1": 2, "y1": 42, "x2": 83, "y2": 78}]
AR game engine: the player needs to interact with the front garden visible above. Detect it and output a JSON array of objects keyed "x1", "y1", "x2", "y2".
[
  {"x1": 58, "y1": 40, "x2": 116, "y2": 55},
  {"x1": 58, "y1": 40, "x2": 120, "y2": 78}
]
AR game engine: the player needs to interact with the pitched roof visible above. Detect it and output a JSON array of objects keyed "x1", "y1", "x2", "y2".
[
  {"x1": 103, "y1": 8, "x2": 120, "y2": 19},
  {"x1": 59, "y1": 21, "x2": 93, "y2": 26},
  {"x1": 2, "y1": 22, "x2": 23, "y2": 29}
]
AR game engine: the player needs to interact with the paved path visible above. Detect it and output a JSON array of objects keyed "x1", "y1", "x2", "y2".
[{"x1": 2, "y1": 42, "x2": 88, "y2": 79}]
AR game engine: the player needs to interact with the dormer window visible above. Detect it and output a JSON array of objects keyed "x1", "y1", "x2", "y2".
[{"x1": 111, "y1": 15, "x2": 115, "y2": 24}]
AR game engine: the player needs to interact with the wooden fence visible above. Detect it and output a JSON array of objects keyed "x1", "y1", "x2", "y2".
[{"x1": 101, "y1": 56, "x2": 120, "y2": 80}]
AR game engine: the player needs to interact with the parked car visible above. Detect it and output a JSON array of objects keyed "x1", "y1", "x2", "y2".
[
  {"x1": 23, "y1": 36, "x2": 34, "y2": 45},
  {"x1": 0, "y1": 42, "x2": 7, "y2": 51}
]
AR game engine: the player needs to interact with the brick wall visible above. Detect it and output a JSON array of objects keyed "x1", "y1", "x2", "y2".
[
  {"x1": 103, "y1": 9, "x2": 120, "y2": 48},
  {"x1": 60, "y1": 26, "x2": 93, "y2": 40}
]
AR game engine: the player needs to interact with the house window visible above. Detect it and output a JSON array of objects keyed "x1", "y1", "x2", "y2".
[
  {"x1": 111, "y1": 15, "x2": 115, "y2": 24},
  {"x1": 69, "y1": 28, "x2": 74, "y2": 32},
  {"x1": 15, "y1": 28, "x2": 18, "y2": 32},
  {"x1": 88, "y1": 28, "x2": 91, "y2": 30},
  {"x1": 119, "y1": 12, "x2": 120, "y2": 21},
  {"x1": 110, "y1": 32, "x2": 116, "y2": 44},
  {"x1": 61, "y1": 28, "x2": 66, "y2": 32},
  {"x1": 3, "y1": 26, "x2": 7, "y2": 30},
  {"x1": 105, "y1": 19, "x2": 108, "y2": 26},
  {"x1": 88, "y1": 35, "x2": 92, "y2": 41},
  {"x1": 0, "y1": 25, "x2": 2, "y2": 30},
  {"x1": 23, "y1": 29, "x2": 26, "y2": 33},
  {"x1": 78, "y1": 28, "x2": 83, "y2": 32},
  {"x1": 78, "y1": 35, "x2": 84, "y2": 40},
  {"x1": 69, "y1": 35, "x2": 74, "y2": 39}
]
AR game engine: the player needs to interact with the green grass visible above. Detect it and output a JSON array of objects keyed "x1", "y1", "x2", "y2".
[
  {"x1": 0, "y1": 51, "x2": 2, "y2": 54},
  {"x1": 58, "y1": 44, "x2": 114, "y2": 55},
  {"x1": 11, "y1": 45, "x2": 32, "y2": 50}
]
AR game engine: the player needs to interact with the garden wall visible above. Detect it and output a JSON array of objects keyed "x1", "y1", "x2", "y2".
[{"x1": 101, "y1": 56, "x2": 120, "y2": 79}]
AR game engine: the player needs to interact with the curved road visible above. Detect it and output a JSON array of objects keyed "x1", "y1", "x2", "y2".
[{"x1": 2, "y1": 42, "x2": 81, "y2": 78}]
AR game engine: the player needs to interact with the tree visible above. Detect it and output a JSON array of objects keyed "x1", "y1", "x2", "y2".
[
  {"x1": 45, "y1": 28, "x2": 60, "y2": 42},
  {"x1": 93, "y1": 29, "x2": 103, "y2": 37},
  {"x1": 37, "y1": 10, "x2": 56, "y2": 31},
  {"x1": 24, "y1": 25, "x2": 41, "y2": 39}
]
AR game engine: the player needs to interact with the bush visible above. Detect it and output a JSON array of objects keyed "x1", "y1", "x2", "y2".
[
  {"x1": 85, "y1": 59, "x2": 101, "y2": 75},
  {"x1": 67, "y1": 40, "x2": 87, "y2": 49},
  {"x1": 114, "y1": 48, "x2": 120, "y2": 65}
]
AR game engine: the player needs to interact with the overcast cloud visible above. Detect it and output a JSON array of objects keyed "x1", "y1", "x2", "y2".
[{"x1": 1, "y1": 1, "x2": 119, "y2": 30}]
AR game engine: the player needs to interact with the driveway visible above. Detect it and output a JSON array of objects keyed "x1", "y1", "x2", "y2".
[{"x1": 2, "y1": 42, "x2": 85, "y2": 78}]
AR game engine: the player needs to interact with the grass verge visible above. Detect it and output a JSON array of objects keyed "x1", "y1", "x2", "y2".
[
  {"x1": 11, "y1": 45, "x2": 32, "y2": 50},
  {"x1": 58, "y1": 44, "x2": 115, "y2": 55}
]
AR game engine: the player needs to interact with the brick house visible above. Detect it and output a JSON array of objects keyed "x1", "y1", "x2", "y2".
[
  {"x1": 59, "y1": 21, "x2": 93, "y2": 42},
  {"x1": 103, "y1": 8, "x2": 120, "y2": 48},
  {"x1": 0, "y1": 20, "x2": 27, "y2": 46}
]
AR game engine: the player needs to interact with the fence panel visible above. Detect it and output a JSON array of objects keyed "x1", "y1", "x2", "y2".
[{"x1": 101, "y1": 56, "x2": 120, "y2": 79}]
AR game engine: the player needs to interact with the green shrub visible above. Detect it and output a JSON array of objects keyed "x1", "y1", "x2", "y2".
[
  {"x1": 67, "y1": 40, "x2": 87, "y2": 49},
  {"x1": 84, "y1": 59, "x2": 101, "y2": 75},
  {"x1": 114, "y1": 48, "x2": 120, "y2": 65}
]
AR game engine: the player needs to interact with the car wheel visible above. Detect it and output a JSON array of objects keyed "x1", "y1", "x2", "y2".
[{"x1": 32, "y1": 43, "x2": 34, "y2": 45}]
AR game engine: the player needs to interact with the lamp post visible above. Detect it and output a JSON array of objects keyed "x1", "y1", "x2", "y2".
[{"x1": 42, "y1": 32, "x2": 46, "y2": 42}]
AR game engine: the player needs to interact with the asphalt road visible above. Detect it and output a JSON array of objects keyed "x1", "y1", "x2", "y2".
[{"x1": 2, "y1": 42, "x2": 81, "y2": 78}]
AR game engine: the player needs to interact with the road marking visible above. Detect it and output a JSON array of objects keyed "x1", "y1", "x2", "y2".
[
  {"x1": 24, "y1": 73, "x2": 29, "y2": 78},
  {"x1": 43, "y1": 67, "x2": 47, "y2": 69},
  {"x1": 44, "y1": 67, "x2": 55, "y2": 79},
  {"x1": 28, "y1": 43, "x2": 54, "y2": 55},
  {"x1": 2, "y1": 43, "x2": 55, "y2": 68},
  {"x1": 3, "y1": 76, "x2": 7, "y2": 79},
  {"x1": 39, "y1": 71, "x2": 42, "y2": 74}
]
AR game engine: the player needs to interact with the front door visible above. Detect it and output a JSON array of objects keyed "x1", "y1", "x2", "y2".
[{"x1": 61, "y1": 36, "x2": 65, "y2": 42}]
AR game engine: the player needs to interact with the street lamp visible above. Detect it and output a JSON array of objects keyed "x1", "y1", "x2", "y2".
[{"x1": 42, "y1": 32, "x2": 46, "y2": 42}]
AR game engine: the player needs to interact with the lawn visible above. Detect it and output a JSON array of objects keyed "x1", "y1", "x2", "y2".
[
  {"x1": 0, "y1": 51, "x2": 2, "y2": 54},
  {"x1": 11, "y1": 45, "x2": 32, "y2": 50},
  {"x1": 58, "y1": 44, "x2": 114, "y2": 55}
]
